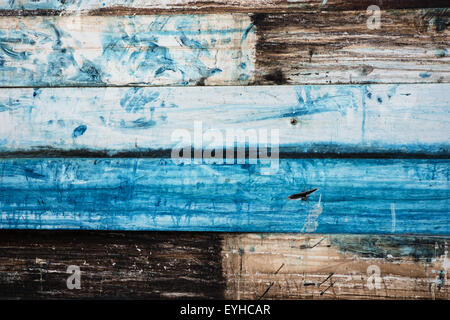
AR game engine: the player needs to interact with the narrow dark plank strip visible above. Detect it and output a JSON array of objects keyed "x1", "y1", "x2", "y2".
[
  {"x1": 0, "y1": 230, "x2": 225, "y2": 299},
  {"x1": 0, "y1": 158, "x2": 448, "y2": 234},
  {"x1": 1, "y1": 149, "x2": 449, "y2": 159},
  {"x1": 0, "y1": 1, "x2": 449, "y2": 15}
]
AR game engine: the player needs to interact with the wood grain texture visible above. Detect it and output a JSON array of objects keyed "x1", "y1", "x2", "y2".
[
  {"x1": 252, "y1": 9, "x2": 450, "y2": 85},
  {"x1": 223, "y1": 234, "x2": 450, "y2": 299},
  {"x1": 0, "y1": 9, "x2": 448, "y2": 86},
  {"x1": 0, "y1": 230, "x2": 225, "y2": 299},
  {"x1": 0, "y1": 14, "x2": 255, "y2": 87},
  {"x1": 1, "y1": 0, "x2": 449, "y2": 15},
  {"x1": 0, "y1": 158, "x2": 448, "y2": 233},
  {"x1": 1, "y1": 84, "x2": 449, "y2": 156},
  {"x1": 0, "y1": 231, "x2": 448, "y2": 299}
]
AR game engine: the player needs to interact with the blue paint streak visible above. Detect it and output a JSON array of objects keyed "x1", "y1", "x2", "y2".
[
  {"x1": 72, "y1": 125, "x2": 87, "y2": 138},
  {"x1": 241, "y1": 23, "x2": 254, "y2": 42},
  {"x1": 435, "y1": 49, "x2": 448, "y2": 58},
  {"x1": 99, "y1": 16, "x2": 234, "y2": 85},
  {"x1": 419, "y1": 72, "x2": 432, "y2": 79},
  {"x1": 120, "y1": 88, "x2": 160, "y2": 113}
]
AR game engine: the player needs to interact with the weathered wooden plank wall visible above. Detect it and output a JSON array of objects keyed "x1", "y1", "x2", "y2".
[
  {"x1": 0, "y1": 0, "x2": 449, "y2": 300},
  {"x1": 0, "y1": 158, "x2": 448, "y2": 233},
  {"x1": 0, "y1": 84, "x2": 448, "y2": 156},
  {"x1": 0, "y1": 231, "x2": 448, "y2": 299}
]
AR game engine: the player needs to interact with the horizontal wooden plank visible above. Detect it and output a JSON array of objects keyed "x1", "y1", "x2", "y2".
[
  {"x1": 1, "y1": 84, "x2": 449, "y2": 156},
  {"x1": 0, "y1": 0, "x2": 449, "y2": 15},
  {"x1": 0, "y1": 158, "x2": 448, "y2": 233},
  {"x1": 0, "y1": 10, "x2": 448, "y2": 86},
  {"x1": 0, "y1": 230, "x2": 225, "y2": 299},
  {"x1": 0, "y1": 14, "x2": 255, "y2": 87},
  {"x1": 0, "y1": 231, "x2": 448, "y2": 299},
  {"x1": 223, "y1": 234, "x2": 450, "y2": 299},
  {"x1": 252, "y1": 9, "x2": 450, "y2": 85}
]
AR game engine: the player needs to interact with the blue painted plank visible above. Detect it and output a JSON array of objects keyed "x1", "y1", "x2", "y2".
[
  {"x1": 0, "y1": 14, "x2": 255, "y2": 86},
  {"x1": 0, "y1": 158, "x2": 448, "y2": 234},
  {"x1": 0, "y1": 84, "x2": 449, "y2": 156}
]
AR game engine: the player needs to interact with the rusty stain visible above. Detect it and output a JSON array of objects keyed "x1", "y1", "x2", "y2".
[{"x1": 288, "y1": 187, "x2": 319, "y2": 200}]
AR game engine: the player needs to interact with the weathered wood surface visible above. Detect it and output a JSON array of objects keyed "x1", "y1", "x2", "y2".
[
  {"x1": 1, "y1": 84, "x2": 449, "y2": 156},
  {"x1": 0, "y1": 231, "x2": 448, "y2": 299},
  {"x1": 0, "y1": 230, "x2": 224, "y2": 299},
  {"x1": 0, "y1": 14, "x2": 255, "y2": 87},
  {"x1": 0, "y1": 0, "x2": 447, "y2": 303},
  {"x1": 0, "y1": 10, "x2": 448, "y2": 86},
  {"x1": 0, "y1": 0, "x2": 449, "y2": 15},
  {"x1": 223, "y1": 234, "x2": 450, "y2": 299},
  {"x1": 0, "y1": 158, "x2": 448, "y2": 233},
  {"x1": 252, "y1": 9, "x2": 450, "y2": 85}
]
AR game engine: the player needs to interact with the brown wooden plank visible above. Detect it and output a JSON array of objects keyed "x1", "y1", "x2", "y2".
[
  {"x1": 223, "y1": 234, "x2": 450, "y2": 300},
  {"x1": 0, "y1": 9, "x2": 447, "y2": 87},
  {"x1": 0, "y1": 1, "x2": 449, "y2": 16},
  {"x1": 0, "y1": 230, "x2": 225, "y2": 299},
  {"x1": 252, "y1": 9, "x2": 450, "y2": 85},
  {"x1": 0, "y1": 231, "x2": 449, "y2": 299}
]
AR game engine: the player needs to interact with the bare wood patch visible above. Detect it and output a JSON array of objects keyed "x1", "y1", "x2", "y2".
[
  {"x1": 222, "y1": 234, "x2": 450, "y2": 299},
  {"x1": 252, "y1": 9, "x2": 450, "y2": 85}
]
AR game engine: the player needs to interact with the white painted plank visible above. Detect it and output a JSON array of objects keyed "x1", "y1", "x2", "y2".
[
  {"x1": 0, "y1": 0, "x2": 446, "y2": 13},
  {"x1": 0, "y1": 84, "x2": 448, "y2": 155}
]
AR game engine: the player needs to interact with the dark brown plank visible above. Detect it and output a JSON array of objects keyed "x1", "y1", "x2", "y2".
[
  {"x1": 0, "y1": 231, "x2": 225, "y2": 299},
  {"x1": 251, "y1": 9, "x2": 450, "y2": 85}
]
